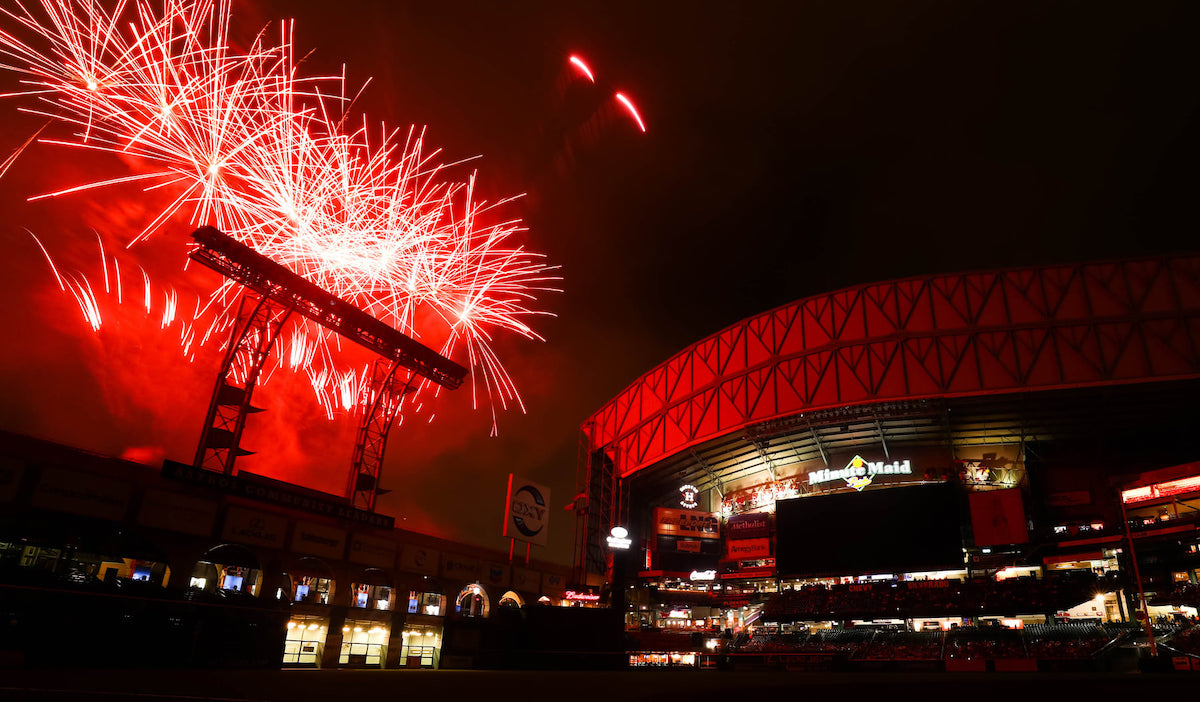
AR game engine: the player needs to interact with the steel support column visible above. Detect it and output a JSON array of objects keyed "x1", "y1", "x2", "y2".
[
  {"x1": 348, "y1": 359, "x2": 415, "y2": 511},
  {"x1": 194, "y1": 293, "x2": 291, "y2": 474},
  {"x1": 576, "y1": 443, "x2": 617, "y2": 584}
]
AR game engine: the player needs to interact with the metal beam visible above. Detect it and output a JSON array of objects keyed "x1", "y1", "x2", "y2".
[
  {"x1": 691, "y1": 449, "x2": 724, "y2": 500},
  {"x1": 189, "y1": 226, "x2": 466, "y2": 389}
]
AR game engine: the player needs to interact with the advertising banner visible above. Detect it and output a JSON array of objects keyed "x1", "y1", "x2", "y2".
[
  {"x1": 399, "y1": 544, "x2": 439, "y2": 575},
  {"x1": 441, "y1": 554, "x2": 479, "y2": 580},
  {"x1": 654, "y1": 507, "x2": 719, "y2": 539},
  {"x1": 969, "y1": 488, "x2": 1029, "y2": 546},
  {"x1": 162, "y1": 460, "x2": 393, "y2": 528},
  {"x1": 348, "y1": 532, "x2": 397, "y2": 568},
  {"x1": 512, "y1": 566, "x2": 539, "y2": 591},
  {"x1": 727, "y1": 512, "x2": 770, "y2": 539},
  {"x1": 483, "y1": 562, "x2": 511, "y2": 588},
  {"x1": 541, "y1": 571, "x2": 566, "y2": 596},
  {"x1": 221, "y1": 506, "x2": 287, "y2": 548},
  {"x1": 503, "y1": 474, "x2": 551, "y2": 546},
  {"x1": 725, "y1": 537, "x2": 771, "y2": 560},
  {"x1": 137, "y1": 488, "x2": 218, "y2": 537},
  {"x1": 33, "y1": 467, "x2": 131, "y2": 521},
  {"x1": 291, "y1": 521, "x2": 347, "y2": 560}
]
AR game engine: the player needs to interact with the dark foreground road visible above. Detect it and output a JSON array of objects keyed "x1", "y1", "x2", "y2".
[{"x1": 1, "y1": 668, "x2": 1197, "y2": 702}]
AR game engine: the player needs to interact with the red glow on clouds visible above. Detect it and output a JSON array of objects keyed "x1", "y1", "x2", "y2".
[
  {"x1": 121, "y1": 446, "x2": 165, "y2": 465},
  {"x1": 0, "y1": 0, "x2": 558, "y2": 436},
  {"x1": 0, "y1": 1, "x2": 582, "y2": 562}
]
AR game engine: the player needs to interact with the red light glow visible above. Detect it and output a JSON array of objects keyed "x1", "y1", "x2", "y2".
[
  {"x1": 1122, "y1": 475, "x2": 1200, "y2": 504},
  {"x1": 0, "y1": 0, "x2": 559, "y2": 430},
  {"x1": 615, "y1": 92, "x2": 646, "y2": 133},
  {"x1": 568, "y1": 55, "x2": 595, "y2": 82}
]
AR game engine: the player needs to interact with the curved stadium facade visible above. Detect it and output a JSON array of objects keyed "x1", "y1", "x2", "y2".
[{"x1": 573, "y1": 254, "x2": 1200, "y2": 634}]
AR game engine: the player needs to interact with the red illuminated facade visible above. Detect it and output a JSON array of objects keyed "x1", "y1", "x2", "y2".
[{"x1": 575, "y1": 254, "x2": 1200, "y2": 594}]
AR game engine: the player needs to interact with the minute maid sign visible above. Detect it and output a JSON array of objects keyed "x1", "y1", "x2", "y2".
[{"x1": 809, "y1": 455, "x2": 913, "y2": 491}]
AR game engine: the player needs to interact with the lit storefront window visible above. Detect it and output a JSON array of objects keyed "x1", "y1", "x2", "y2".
[
  {"x1": 282, "y1": 615, "x2": 328, "y2": 667},
  {"x1": 629, "y1": 652, "x2": 697, "y2": 667},
  {"x1": 400, "y1": 625, "x2": 442, "y2": 668},
  {"x1": 339, "y1": 620, "x2": 389, "y2": 667}
]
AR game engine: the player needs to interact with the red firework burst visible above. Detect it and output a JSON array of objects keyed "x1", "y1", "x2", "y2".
[{"x1": 0, "y1": 0, "x2": 559, "y2": 428}]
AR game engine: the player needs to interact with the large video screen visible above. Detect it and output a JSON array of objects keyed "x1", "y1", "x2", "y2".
[{"x1": 775, "y1": 483, "x2": 963, "y2": 577}]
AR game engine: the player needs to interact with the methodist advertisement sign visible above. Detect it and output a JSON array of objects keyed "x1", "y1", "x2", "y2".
[
  {"x1": 727, "y1": 512, "x2": 770, "y2": 539},
  {"x1": 503, "y1": 474, "x2": 551, "y2": 546},
  {"x1": 654, "y1": 508, "x2": 719, "y2": 539}
]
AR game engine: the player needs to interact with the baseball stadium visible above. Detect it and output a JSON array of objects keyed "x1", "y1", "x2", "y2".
[{"x1": 573, "y1": 254, "x2": 1200, "y2": 670}]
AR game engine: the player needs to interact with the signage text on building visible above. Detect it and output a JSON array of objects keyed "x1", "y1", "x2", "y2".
[
  {"x1": 161, "y1": 460, "x2": 393, "y2": 528},
  {"x1": 654, "y1": 508, "x2": 720, "y2": 538},
  {"x1": 606, "y1": 526, "x2": 632, "y2": 549},
  {"x1": 564, "y1": 590, "x2": 600, "y2": 601},
  {"x1": 808, "y1": 455, "x2": 912, "y2": 491}
]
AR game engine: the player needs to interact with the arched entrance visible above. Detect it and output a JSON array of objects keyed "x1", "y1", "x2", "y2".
[
  {"x1": 498, "y1": 590, "x2": 524, "y2": 609},
  {"x1": 454, "y1": 583, "x2": 490, "y2": 618}
]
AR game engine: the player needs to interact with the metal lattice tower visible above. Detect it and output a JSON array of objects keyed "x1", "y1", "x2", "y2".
[
  {"x1": 348, "y1": 359, "x2": 416, "y2": 510},
  {"x1": 194, "y1": 293, "x2": 291, "y2": 474},
  {"x1": 188, "y1": 227, "x2": 467, "y2": 508}
]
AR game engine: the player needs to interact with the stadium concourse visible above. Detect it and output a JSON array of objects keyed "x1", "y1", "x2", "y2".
[{"x1": 573, "y1": 254, "x2": 1200, "y2": 671}]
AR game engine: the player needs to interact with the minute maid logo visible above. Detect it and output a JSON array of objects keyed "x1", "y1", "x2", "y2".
[{"x1": 808, "y1": 455, "x2": 912, "y2": 491}]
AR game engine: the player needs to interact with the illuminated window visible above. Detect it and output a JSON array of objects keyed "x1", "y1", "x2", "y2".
[
  {"x1": 350, "y1": 582, "x2": 393, "y2": 610},
  {"x1": 339, "y1": 620, "x2": 388, "y2": 667},
  {"x1": 400, "y1": 625, "x2": 441, "y2": 668},
  {"x1": 282, "y1": 615, "x2": 328, "y2": 667},
  {"x1": 293, "y1": 575, "x2": 333, "y2": 604},
  {"x1": 408, "y1": 590, "x2": 445, "y2": 616}
]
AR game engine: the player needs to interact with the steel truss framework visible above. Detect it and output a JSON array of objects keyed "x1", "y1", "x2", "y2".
[
  {"x1": 189, "y1": 227, "x2": 466, "y2": 506},
  {"x1": 585, "y1": 255, "x2": 1200, "y2": 480},
  {"x1": 194, "y1": 293, "x2": 291, "y2": 474},
  {"x1": 348, "y1": 360, "x2": 416, "y2": 510}
]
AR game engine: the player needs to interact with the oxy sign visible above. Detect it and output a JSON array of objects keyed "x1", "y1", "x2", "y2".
[{"x1": 504, "y1": 474, "x2": 551, "y2": 546}]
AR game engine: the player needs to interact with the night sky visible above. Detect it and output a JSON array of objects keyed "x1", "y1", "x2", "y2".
[{"x1": 0, "y1": 1, "x2": 1196, "y2": 568}]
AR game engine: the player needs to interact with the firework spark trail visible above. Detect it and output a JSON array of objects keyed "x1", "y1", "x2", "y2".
[
  {"x1": 0, "y1": 0, "x2": 559, "y2": 427},
  {"x1": 33, "y1": 233, "x2": 197, "y2": 338}
]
